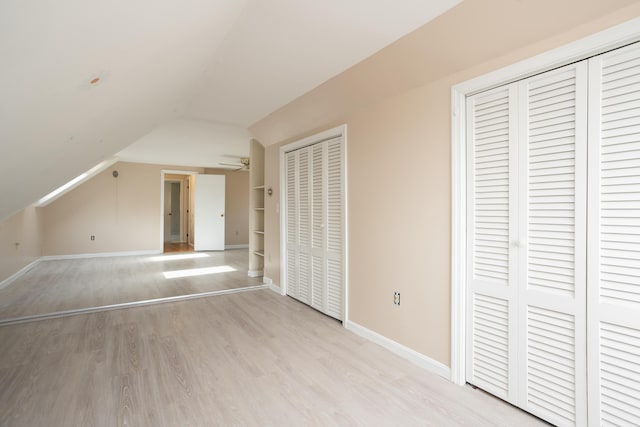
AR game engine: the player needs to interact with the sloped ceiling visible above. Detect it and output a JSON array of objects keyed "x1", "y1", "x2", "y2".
[{"x1": 0, "y1": 0, "x2": 460, "y2": 220}]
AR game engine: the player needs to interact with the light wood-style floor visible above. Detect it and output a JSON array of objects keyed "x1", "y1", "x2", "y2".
[
  {"x1": 0, "y1": 289, "x2": 546, "y2": 427},
  {"x1": 0, "y1": 249, "x2": 262, "y2": 320}
]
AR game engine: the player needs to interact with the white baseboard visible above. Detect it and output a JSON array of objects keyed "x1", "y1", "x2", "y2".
[
  {"x1": 0, "y1": 258, "x2": 42, "y2": 289},
  {"x1": 247, "y1": 269, "x2": 263, "y2": 278},
  {"x1": 263, "y1": 277, "x2": 285, "y2": 295},
  {"x1": 225, "y1": 244, "x2": 249, "y2": 249},
  {"x1": 269, "y1": 284, "x2": 284, "y2": 295},
  {"x1": 345, "y1": 320, "x2": 451, "y2": 381},
  {"x1": 42, "y1": 249, "x2": 162, "y2": 261}
]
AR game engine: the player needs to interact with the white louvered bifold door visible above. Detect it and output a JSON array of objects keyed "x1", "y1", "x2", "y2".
[
  {"x1": 517, "y1": 63, "x2": 588, "y2": 427},
  {"x1": 286, "y1": 151, "x2": 299, "y2": 299},
  {"x1": 466, "y1": 85, "x2": 519, "y2": 404},
  {"x1": 325, "y1": 138, "x2": 344, "y2": 319},
  {"x1": 297, "y1": 147, "x2": 312, "y2": 305},
  {"x1": 285, "y1": 136, "x2": 345, "y2": 321},
  {"x1": 587, "y1": 42, "x2": 640, "y2": 427},
  {"x1": 310, "y1": 142, "x2": 325, "y2": 312}
]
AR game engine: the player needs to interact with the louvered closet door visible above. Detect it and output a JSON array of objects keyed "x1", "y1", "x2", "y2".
[
  {"x1": 297, "y1": 147, "x2": 312, "y2": 305},
  {"x1": 587, "y1": 42, "x2": 640, "y2": 427},
  {"x1": 286, "y1": 151, "x2": 299, "y2": 299},
  {"x1": 325, "y1": 138, "x2": 344, "y2": 319},
  {"x1": 285, "y1": 136, "x2": 344, "y2": 321},
  {"x1": 467, "y1": 63, "x2": 588, "y2": 426},
  {"x1": 310, "y1": 142, "x2": 325, "y2": 312},
  {"x1": 517, "y1": 63, "x2": 587, "y2": 427},
  {"x1": 466, "y1": 84, "x2": 519, "y2": 404}
]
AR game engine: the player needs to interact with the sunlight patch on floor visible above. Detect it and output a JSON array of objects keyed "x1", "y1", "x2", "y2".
[
  {"x1": 149, "y1": 253, "x2": 210, "y2": 262},
  {"x1": 163, "y1": 265, "x2": 236, "y2": 279}
]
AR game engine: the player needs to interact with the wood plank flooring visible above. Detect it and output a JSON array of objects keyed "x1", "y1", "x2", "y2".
[
  {"x1": 163, "y1": 242, "x2": 193, "y2": 253},
  {"x1": 0, "y1": 290, "x2": 547, "y2": 427},
  {"x1": 0, "y1": 249, "x2": 262, "y2": 320}
]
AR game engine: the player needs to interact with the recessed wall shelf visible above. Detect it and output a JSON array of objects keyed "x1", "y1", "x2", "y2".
[{"x1": 249, "y1": 139, "x2": 265, "y2": 277}]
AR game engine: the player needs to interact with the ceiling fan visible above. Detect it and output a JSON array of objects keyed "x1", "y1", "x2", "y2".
[{"x1": 219, "y1": 156, "x2": 250, "y2": 171}]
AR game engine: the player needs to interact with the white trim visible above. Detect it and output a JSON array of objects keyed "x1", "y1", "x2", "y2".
[
  {"x1": 263, "y1": 276, "x2": 286, "y2": 295},
  {"x1": 248, "y1": 269, "x2": 263, "y2": 278},
  {"x1": 269, "y1": 283, "x2": 284, "y2": 295},
  {"x1": 345, "y1": 320, "x2": 451, "y2": 380},
  {"x1": 0, "y1": 284, "x2": 269, "y2": 326},
  {"x1": 225, "y1": 244, "x2": 249, "y2": 249},
  {"x1": 450, "y1": 18, "x2": 640, "y2": 387},
  {"x1": 279, "y1": 125, "x2": 348, "y2": 321},
  {"x1": 342, "y1": 125, "x2": 350, "y2": 326},
  {"x1": 42, "y1": 249, "x2": 161, "y2": 261},
  {"x1": 0, "y1": 258, "x2": 41, "y2": 290}
]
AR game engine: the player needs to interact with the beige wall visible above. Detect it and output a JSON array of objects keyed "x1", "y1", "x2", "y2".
[
  {"x1": 43, "y1": 162, "x2": 204, "y2": 255},
  {"x1": 252, "y1": 1, "x2": 640, "y2": 367},
  {"x1": 204, "y1": 168, "x2": 250, "y2": 246},
  {"x1": 0, "y1": 206, "x2": 42, "y2": 283},
  {"x1": 42, "y1": 162, "x2": 249, "y2": 256}
]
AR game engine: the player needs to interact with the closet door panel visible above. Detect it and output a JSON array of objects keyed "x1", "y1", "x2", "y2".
[
  {"x1": 285, "y1": 135, "x2": 345, "y2": 321},
  {"x1": 297, "y1": 148, "x2": 312, "y2": 304},
  {"x1": 326, "y1": 138, "x2": 344, "y2": 319},
  {"x1": 285, "y1": 151, "x2": 299, "y2": 298},
  {"x1": 466, "y1": 85, "x2": 519, "y2": 403},
  {"x1": 311, "y1": 143, "x2": 325, "y2": 311},
  {"x1": 588, "y1": 42, "x2": 640, "y2": 427},
  {"x1": 518, "y1": 63, "x2": 588, "y2": 427}
]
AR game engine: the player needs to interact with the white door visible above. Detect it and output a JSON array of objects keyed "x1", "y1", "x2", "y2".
[
  {"x1": 194, "y1": 174, "x2": 225, "y2": 251},
  {"x1": 517, "y1": 63, "x2": 588, "y2": 426},
  {"x1": 467, "y1": 62, "x2": 588, "y2": 426},
  {"x1": 466, "y1": 84, "x2": 519, "y2": 404},
  {"x1": 285, "y1": 135, "x2": 344, "y2": 320},
  {"x1": 587, "y1": 42, "x2": 640, "y2": 427}
]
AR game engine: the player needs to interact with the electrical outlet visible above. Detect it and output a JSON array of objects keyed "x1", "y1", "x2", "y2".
[
  {"x1": 393, "y1": 291, "x2": 400, "y2": 306},
  {"x1": 90, "y1": 235, "x2": 95, "y2": 241}
]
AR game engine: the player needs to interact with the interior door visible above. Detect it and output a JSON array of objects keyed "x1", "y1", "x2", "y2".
[
  {"x1": 587, "y1": 42, "x2": 640, "y2": 427},
  {"x1": 466, "y1": 84, "x2": 519, "y2": 404},
  {"x1": 194, "y1": 174, "x2": 225, "y2": 251},
  {"x1": 517, "y1": 63, "x2": 587, "y2": 427},
  {"x1": 466, "y1": 62, "x2": 588, "y2": 426},
  {"x1": 284, "y1": 135, "x2": 345, "y2": 321}
]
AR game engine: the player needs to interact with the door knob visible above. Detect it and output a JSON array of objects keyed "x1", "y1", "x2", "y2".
[{"x1": 221, "y1": 214, "x2": 224, "y2": 217}]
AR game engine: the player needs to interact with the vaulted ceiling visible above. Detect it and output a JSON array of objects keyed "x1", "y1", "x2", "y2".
[{"x1": 0, "y1": 0, "x2": 460, "y2": 220}]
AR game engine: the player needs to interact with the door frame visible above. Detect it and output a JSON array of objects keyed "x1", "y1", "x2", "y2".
[
  {"x1": 160, "y1": 170, "x2": 197, "y2": 252},
  {"x1": 279, "y1": 124, "x2": 349, "y2": 323},
  {"x1": 450, "y1": 18, "x2": 640, "y2": 386}
]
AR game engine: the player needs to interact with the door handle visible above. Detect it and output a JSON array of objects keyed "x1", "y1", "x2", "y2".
[{"x1": 221, "y1": 214, "x2": 224, "y2": 217}]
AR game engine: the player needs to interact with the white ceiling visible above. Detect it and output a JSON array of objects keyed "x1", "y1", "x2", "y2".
[
  {"x1": 116, "y1": 119, "x2": 252, "y2": 169},
  {"x1": 185, "y1": 0, "x2": 462, "y2": 126},
  {"x1": 0, "y1": 0, "x2": 460, "y2": 220}
]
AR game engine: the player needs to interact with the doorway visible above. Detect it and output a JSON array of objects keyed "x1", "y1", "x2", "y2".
[
  {"x1": 162, "y1": 171, "x2": 194, "y2": 253},
  {"x1": 164, "y1": 180, "x2": 183, "y2": 243}
]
